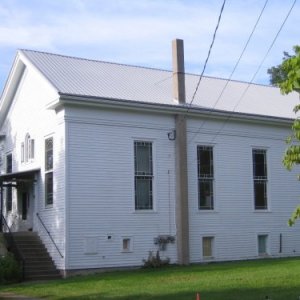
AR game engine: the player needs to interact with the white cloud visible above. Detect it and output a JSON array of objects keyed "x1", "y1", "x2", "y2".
[{"x1": 0, "y1": 0, "x2": 299, "y2": 90}]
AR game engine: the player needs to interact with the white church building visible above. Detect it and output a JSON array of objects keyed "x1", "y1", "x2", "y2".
[{"x1": 0, "y1": 40, "x2": 299, "y2": 275}]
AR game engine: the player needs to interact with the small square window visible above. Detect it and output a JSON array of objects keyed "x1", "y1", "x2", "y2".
[
  {"x1": 202, "y1": 236, "x2": 214, "y2": 258},
  {"x1": 258, "y1": 234, "x2": 268, "y2": 256},
  {"x1": 122, "y1": 237, "x2": 132, "y2": 252}
]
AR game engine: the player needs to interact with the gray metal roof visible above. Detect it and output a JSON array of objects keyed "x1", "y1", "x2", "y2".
[{"x1": 20, "y1": 49, "x2": 299, "y2": 119}]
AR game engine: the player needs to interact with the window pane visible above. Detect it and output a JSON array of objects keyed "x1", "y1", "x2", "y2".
[
  {"x1": 134, "y1": 141, "x2": 152, "y2": 175},
  {"x1": 29, "y1": 139, "x2": 35, "y2": 159},
  {"x1": 122, "y1": 238, "x2": 131, "y2": 252},
  {"x1": 203, "y1": 237, "x2": 213, "y2": 257},
  {"x1": 254, "y1": 181, "x2": 267, "y2": 209},
  {"x1": 198, "y1": 146, "x2": 213, "y2": 177},
  {"x1": 199, "y1": 179, "x2": 214, "y2": 209},
  {"x1": 45, "y1": 138, "x2": 53, "y2": 171},
  {"x1": 253, "y1": 150, "x2": 267, "y2": 178},
  {"x1": 6, "y1": 154, "x2": 12, "y2": 173},
  {"x1": 258, "y1": 235, "x2": 268, "y2": 255},
  {"x1": 45, "y1": 172, "x2": 53, "y2": 205},
  {"x1": 135, "y1": 177, "x2": 153, "y2": 209},
  {"x1": 21, "y1": 143, "x2": 24, "y2": 163}
]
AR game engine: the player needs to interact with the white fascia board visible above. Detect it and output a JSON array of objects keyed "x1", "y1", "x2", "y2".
[
  {"x1": 0, "y1": 53, "x2": 26, "y2": 128},
  {"x1": 55, "y1": 93, "x2": 294, "y2": 127},
  {"x1": 18, "y1": 50, "x2": 59, "y2": 96}
]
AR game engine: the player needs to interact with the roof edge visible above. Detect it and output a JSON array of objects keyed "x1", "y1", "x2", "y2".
[{"x1": 56, "y1": 93, "x2": 293, "y2": 126}]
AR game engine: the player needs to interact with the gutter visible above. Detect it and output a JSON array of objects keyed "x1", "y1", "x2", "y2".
[{"x1": 53, "y1": 93, "x2": 294, "y2": 127}]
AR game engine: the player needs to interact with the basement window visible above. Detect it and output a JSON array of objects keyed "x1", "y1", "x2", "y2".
[
  {"x1": 258, "y1": 234, "x2": 268, "y2": 256},
  {"x1": 202, "y1": 236, "x2": 214, "y2": 259},
  {"x1": 122, "y1": 237, "x2": 132, "y2": 252}
]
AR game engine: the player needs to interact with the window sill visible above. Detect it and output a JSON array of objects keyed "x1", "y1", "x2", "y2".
[
  {"x1": 133, "y1": 210, "x2": 158, "y2": 214},
  {"x1": 253, "y1": 209, "x2": 271, "y2": 213},
  {"x1": 203, "y1": 256, "x2": 214, "y2": 260},
  {"x1": 197, "y1": 210, "x2": 218, "y2": 213}
]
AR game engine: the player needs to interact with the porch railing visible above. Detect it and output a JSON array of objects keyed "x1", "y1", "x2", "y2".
[
  {"x1": 1, "y1": 213, "x2": 25, "y2": 281},
  {"x1": 36, "y1": 213, "x2": 64, "y2": 258}
]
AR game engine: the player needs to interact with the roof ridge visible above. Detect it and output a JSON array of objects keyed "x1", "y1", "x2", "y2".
[{"x1": 19, "y1": 48, "x2": 173, "y2": 74}]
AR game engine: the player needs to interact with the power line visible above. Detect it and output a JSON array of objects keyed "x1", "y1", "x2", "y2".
[
  {"x1": 186, "y1": 0, "x2": 226, "y2": 113},
  {"x1": 188, "y1": 0, "x2": 269, "y2": 145},
  {"x1": 207, "y1": 0, "x2": 297, "y2": 145}
]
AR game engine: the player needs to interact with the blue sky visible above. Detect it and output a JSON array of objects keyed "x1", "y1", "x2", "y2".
[{"x1": 0, "y1": 0, "x2": 299, "y2": 93}]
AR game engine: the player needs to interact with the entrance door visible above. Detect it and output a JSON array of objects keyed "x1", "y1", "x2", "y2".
[
  {"x1": 17, "y1": 187, "x2": 33, "y2": 231},
  {"x1": 22, "y1": 192, "x2": 28, "y2": 220}
]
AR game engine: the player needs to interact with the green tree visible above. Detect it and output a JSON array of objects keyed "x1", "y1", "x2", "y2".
[{"x1": 268, "y1": 45, "x2": 300, "y2": 226}]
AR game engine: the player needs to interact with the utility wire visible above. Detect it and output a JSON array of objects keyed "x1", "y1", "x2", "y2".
[
  {"x1": 207, "y1": 0, "x2": 297, "y2": 144},
  {"x1": 186, "y1": 0, "x2": 226, "y2": 114},
  {"x1": 188, "y1": 0, "x2": 269, "y2": 144}
]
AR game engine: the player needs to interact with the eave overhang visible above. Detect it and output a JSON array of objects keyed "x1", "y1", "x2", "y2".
[{"x1": 46, "y1": 92, "x2": 294, "y2": 127}]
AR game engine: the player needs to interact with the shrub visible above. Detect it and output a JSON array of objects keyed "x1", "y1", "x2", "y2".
[
  {"x1": 142, "y1": 250, "x2": 170, "y2": 268},
  {"x1": 0, "y1": 252, "x2": 22, "y2": 284}
]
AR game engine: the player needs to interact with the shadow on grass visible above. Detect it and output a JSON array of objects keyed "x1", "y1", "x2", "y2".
[{"x1": 43, "y1": 286, "x2": 300, "y2": 300}]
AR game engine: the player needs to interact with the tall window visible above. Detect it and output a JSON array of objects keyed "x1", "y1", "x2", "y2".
[
  {"x1": 134, "y1": 141, "x2": 153, "y2": 210},
  {"x1": 45, "y1": 137, "x2": 53, "y2": 206},
  {"x1": 6, "y1": 154, "x2": 12, "y2": 212},
  {"x1": 253, "y1": 149, "x2": 267, "y2": 209},
  {"x1": 197, "y1": 146, "x2": 214, "y2": 210},
  {"x1": 6, "y1": 153, "x2": 12, "y2": 173},
  {"x1": 21, "y1": 142, "x2": 24, "y2": 163},
  {"x1": 22, "y1": 134, "x2": 35, "y2": 163}
]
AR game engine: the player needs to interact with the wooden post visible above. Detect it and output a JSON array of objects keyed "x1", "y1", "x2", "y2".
[{"x1": 173, "y1": 39, "x2": 190, "y2": 265}]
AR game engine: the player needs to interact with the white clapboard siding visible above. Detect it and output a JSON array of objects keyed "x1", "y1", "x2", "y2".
[
  {"x1": 0, "y1": 64, "x2": 66, "y2": 269},
  {"x1": 187, "y1": 117, "x2": 300, "y2": 262},
  {"x1": 65, "y1": 107, "x2": 177, "y2": 269}
]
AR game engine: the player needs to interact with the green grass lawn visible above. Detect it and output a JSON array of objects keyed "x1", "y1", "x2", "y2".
[{"x1": 1, "y1": 258, "x2": 300, "y2": 300}]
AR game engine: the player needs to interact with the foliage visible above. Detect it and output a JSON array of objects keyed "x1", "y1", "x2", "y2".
[
  {"x1": 0, "y1": 253, "x2": 21, "y2": 284},
  {"x1": 267, "y1": 50, "x2": 293, "y2": 85},
  {"x1": 1, "y1": 258, "x2": 300, "y2": 299},
  {"x1": 142, "y1": 250, "x2": 170, "y2": 268},
  {"x1": 269, "y1": 45, "x2": 300, "y2": 226},
  {"x1": 153, "y1": 235, "x2": 175, "y2": 251}
]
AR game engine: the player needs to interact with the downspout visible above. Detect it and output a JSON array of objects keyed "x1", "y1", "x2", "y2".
[{"x1": 172, "y1": 39, "x2": 190, "y2": 265}]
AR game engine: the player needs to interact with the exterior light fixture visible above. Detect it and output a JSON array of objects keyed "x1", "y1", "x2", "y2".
[{"x1": 167, "y1": 130, "x2": 176, "y2": 141}]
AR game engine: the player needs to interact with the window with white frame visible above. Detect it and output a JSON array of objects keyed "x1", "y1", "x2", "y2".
[
  {"x1": 45, "y1": 137, "x2": 53, "y2": 206},
  {"x1": 252, "y1": 149, "x2": 268, "y2": 210},
  {"x1": 258, "y1": 234, "x2": 268, "y2": 256},
  {"x1": 6, "y1": 153, "x2": 12, "y2": 212},
  {"x1": 198, "y1": 146, "x2": 214, "y2": 210},
  {"x1": 22, "y1": 134, "x2": 35, "y2": 163},
  {"x1": 134, "y1": 141, "x2": 153, "y2": 210},
  {"x1": 202, "y1": 236, "x2": 214, "y2": 258},
  {"x1": 121, "y1": 237, "x2": 132, "y2": 252}
]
